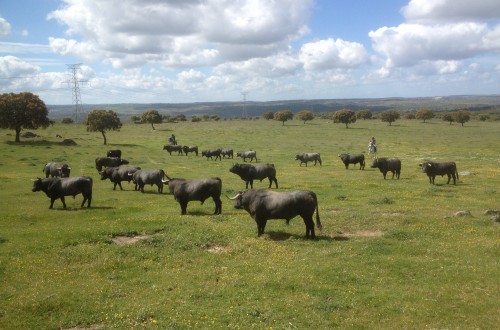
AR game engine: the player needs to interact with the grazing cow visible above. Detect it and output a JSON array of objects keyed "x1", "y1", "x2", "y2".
[
  {"x1": 201, "y1": 149, "x2": 222, "y2": 161},
  {"x1": 229, "y1": 163, "x2": 278, "y2": 189},
  {"x1": 295, "y1": 153, "x2": 322, "y2": 167},
  {"x1": 106, "y1": 149, "x2": 122, "y2": 158},
  {"x1": 371, "y1": 158, "x2": 401, "y2": 179},
  {"x1": 420, "y1": 161, "x2": 459, "y2": 185},
  {"x1": 32, "y1": 176, "x2": 92, "y2": 209},
  {"x1": 95, "y1": 157, "x2": 129, "y2": 171},
  {"x1": 182, "y1": 145, "x2": 199, "y2": 156},
  {"x1": 132, "y1": 169, "x2": 170, "y2": 193},
  {"x1": 236, "y1": 150, "x2": 257, "y2": 162},
  {"x1": 230, "y1": 189, "x2": 322, "y2": 238},
  {"x1": 100, "y1": 166, "x2": 141, "y2": 190},
  {"x1": 43, "y1": 162, "x2": 71, "y2": 178},
  {"x1": 163, "y1": 144, "x2": 183, "y2": 155},
  {"x1": 166, "y1": 178, "x2": 222, "y2": 215},
  {"x1": 338, "y1": 153, "x2": 365, "y2": 170},
  {"x1": 221, "y1": 148, "x2": 234, "y2": 159}
]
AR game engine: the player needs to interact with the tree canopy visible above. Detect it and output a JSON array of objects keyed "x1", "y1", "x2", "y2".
[
  {"x1": 442, "y1": 113, "x2": 454, "y2": 125},
  {"x1": 85, "y1": 109, "x2": 122, "y2": 145},
  {"x1": 356, "y1": 109, "x2": 372, "y2": 120},
  {"x1": 332, "y1": 109, "x2": 356, "y2": 128},
  {"x1": 274, "y1": 110, "x2": 294, "y2": 125},
  {"x1": 380, "y1": 110, "x2": 400, "y2": 126},
  {"x1": 416, "y1": 108, "x2": 435, "y2": 123},
  {"x1": 262, "y1": 112, "x2": 274, "y2": 120},
  {"x1": 454, "y1": 110, "x2": 471, "y2": 126},
  {"x1": 141, "y1": 109, "x2": 162, "y2": 130},
  {"x1": 0, "y1": 92, "x2": 50, "y2": 142},
  {"x1": 296, "y1": 110, "x2": 314, "y2": 124}
]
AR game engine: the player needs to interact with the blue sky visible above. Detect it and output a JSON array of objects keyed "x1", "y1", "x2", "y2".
[{"x1": 1, "y1": 0, "x2": 499, "y2": 105}]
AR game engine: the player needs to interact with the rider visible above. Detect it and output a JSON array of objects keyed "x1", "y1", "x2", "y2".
[
  {"x1": 369, "y1": 136, "x2": 377, "y2": 153},
  {"x1": 169, "y1": 134, "x2": 177, "y2": 145}
]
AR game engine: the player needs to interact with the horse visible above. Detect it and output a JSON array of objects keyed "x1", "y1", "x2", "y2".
[{"x1": 368, "y1": 142, "x2": 377, "y2": 158}]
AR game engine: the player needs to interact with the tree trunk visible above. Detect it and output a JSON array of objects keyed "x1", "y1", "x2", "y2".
[
  {"x1": 15, "y1": 128, "x2": 21, "y2": 143},
  {"x1": 151, "y1": 123, "x2": 155, "y2": 130},
  {"x1": 101, "y1": 130, "x2": 107, "y2": 145}
]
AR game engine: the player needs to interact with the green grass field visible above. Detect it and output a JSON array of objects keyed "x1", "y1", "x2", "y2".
[{"x1": 0, "y1": 117, "x2": 498, "y2": 329}]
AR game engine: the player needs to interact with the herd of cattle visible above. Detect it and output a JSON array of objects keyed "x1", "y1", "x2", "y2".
[{"x1": 32, "y1": 145, "x2": 459, "y2": 238}]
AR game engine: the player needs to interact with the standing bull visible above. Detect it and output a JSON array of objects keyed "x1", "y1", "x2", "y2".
[
  {"x1": 43, "y1": 162, "x2": 71, "y2": 178},
  {"x1": 295, "y1": 153, "x2": 322, "y2": 166},
  {"x1": 236, "y1": 150, "x2": 257, "y2": 162},
  {"x1": 229, "y1": 163, "x2": 278, "y2": 189},
  {"x1": 132, "y1": 169, "x2": 170, "y2": 193},
  {"x1": 420, "y1": 161, "x2": 459, "y2": 185},
  {"x1": 371, "y1": 158, "x2": 401, "y2": 179},
  {"x1": 230, "y1": 189, "x2": 322, "y2": 239},
  {"x1": 32, "y1": 176, "x2": 93, "y2": 209},
  {"x1": 106, "y1": 149, "x2": 122, "y2": 158},
  {"x1": 166, "y1": 177, "x2": 222, "y2": 215},
  {"x1": 338, "y1": 153, "x2": 365, "y2": 170},
  {"x1": 100, "y1": 166, "x2": 141, "y2": 190},
  {"x1": 182, "y1": 145, "x2": 199, "y2": 156},
  {"x1": 95, "y1": 157, "x2": 129, "y2": 171},
  {"x1": 221, "y1": 148, "x2": 234, "y2": 159},
  {"x1": 201, "y1": 149, "x2": 222, "y2": 161},
  {"x1": 163, "y1": 144, "x2": 183, "y2": 155}
]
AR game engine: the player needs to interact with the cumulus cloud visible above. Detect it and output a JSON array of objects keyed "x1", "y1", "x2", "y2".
[
  {"x1": 0, "y1": 17, "x2": 11, "y2": 36},
  {"x1": 370, "y1": 1, "x2": 500, "y2": 78},
  {"x1": 299, "y1": 38, "x2": 368, "y2": 71},
  {"x1": 47, "y1": 0, "x2": 313, "y2": 69},
  {"x1": 403, "y1": 0, "x2": 500, "y2": 22}
]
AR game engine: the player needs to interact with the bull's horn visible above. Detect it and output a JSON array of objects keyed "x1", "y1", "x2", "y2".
[
  {"x1": 228, "y1": 192, "x2": 242, "y2": 200},
  {"x1": 161, "y1": 179, "x2": 169, "y2": 183},
  {"x1": 67, "y1": 167, "x2": 71, "y2": 169},
  {"x1": 57, "y1": 167, "x2": 61, "y2": 170}
]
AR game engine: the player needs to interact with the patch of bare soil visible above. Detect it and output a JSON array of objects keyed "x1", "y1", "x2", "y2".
[
  {"x1": 337, "y1": 230, "x2": 384, "y2": 238},
  {"x1": 204, "y1": 244, "x2": 230, "y2": 253},
  {"x1": 111, "y1": 234, "x2": 152, "y2": 245}
]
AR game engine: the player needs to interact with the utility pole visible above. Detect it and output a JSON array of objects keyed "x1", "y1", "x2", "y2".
[
  {"x1": 241, "y1": 91, "x2": 248, "y2": 118},
  {"x1": 66, "y1": 64, "x2": 87, "y2": 122}
]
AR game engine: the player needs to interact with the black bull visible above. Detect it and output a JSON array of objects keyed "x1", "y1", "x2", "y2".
[
  {"x1": 132, "y1": 169, "x2": 170, "y2": 193},
  {"x1": 32, "y1": 176, "x2": 93, "y2": 209},
  {"x1": 229, "y1": 163, "x2": 278, "y2": 189},
  {"x1": 371, "y1": 158, "x2": 401, "y2": 179},
  {"x1": 338, "y1": 153, "x2": 365, "y2": 170},
  {"x1": 230, "y1": 189, "x2": 322, "y2": 238},
  {"x1": 95, "y1": 157, "x2": 129, "y2": 171},
  {"x1": 167, "y1": 178, "x2": 222, "y2": 215},
  {"x1": 100, "y1": 166, "x2": 141, "y2": 190},
  {"x1": 420, "y1": 161, "x2": 459, "y2": 184}
]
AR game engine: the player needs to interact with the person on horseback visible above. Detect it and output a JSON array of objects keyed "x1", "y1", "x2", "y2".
[{"x1": 368, "y1": 136, "x2": 377, "y2": 154}]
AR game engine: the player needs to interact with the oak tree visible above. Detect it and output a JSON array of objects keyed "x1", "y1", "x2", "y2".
[
  {"x1": 141, "y1": 109, "x2": 162, "y2": 130},
  {"x1": 274, "y1": 110, "x2": 294, "y2": 126},
  {"x1": 333, "y1": 109, "x2": 356, "y2": 128},
  {"x1": 85, "y1": 109, "x2": 122, "y2": 145},
  {"x1": 296, "y1": 110, "x2": 314, "y2": 124},
  {"x1": 380, "y1": 110, "x2": 400, "y2": 126},
  {"x1": 0, "y1": 92, "x2": 50, "y2": 142}
]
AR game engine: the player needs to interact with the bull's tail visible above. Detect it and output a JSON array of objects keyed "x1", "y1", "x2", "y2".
[{"x1": 313, "y1": 192, "x2": 322, "y2": 232}]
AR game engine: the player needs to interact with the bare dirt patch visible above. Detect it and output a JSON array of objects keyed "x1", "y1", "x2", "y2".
[
  {"x1": 204, "y1": 244, "x2": 230, "y2": 253},
  {"x1": 336, "y1": 230, "x2": 384, "y2": 238},
  {"x1": 111, "y1": 234, "x2": 152, "y2": 245}
]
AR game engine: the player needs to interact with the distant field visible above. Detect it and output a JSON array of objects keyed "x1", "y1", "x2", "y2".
[{"x1": 0, "y1": 118, "x2": 498, "y2": 329}]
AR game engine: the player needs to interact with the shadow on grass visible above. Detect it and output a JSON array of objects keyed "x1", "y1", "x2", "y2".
[
  {"x1": 266, "y1": 230, "x2": 348, "y2": 242},
  {"x1": 6, "y1": 140, "x2": 61, "y2": 146},
  {"x1": 53, "y1": 206, "x2": 115, "y2": 211}
]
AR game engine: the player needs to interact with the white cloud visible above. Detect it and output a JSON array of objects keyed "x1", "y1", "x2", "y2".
[
  {"x1": 299, "y1": 38, "x2": 368, "y2": 71},
  {"x1": 0, "y1": 17, "x2": 11, "y2": 36},
  {"x1": 0, "y1": 56, "x2": 40, "y2": 77},
  {"x1": 403, "y1": 0, "x2": 500, "y2": 22},
  {"x1": 47, "y1": 0, "x2": 314, "y2": 68},
  {"x1": 370, "y1": 22, "x2": 500, "y2": 68}
]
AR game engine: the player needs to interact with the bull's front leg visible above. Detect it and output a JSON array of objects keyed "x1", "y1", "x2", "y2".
[
  {"x1": 179, "y1": 200, "x2": 188, "y2": 215},
  {"x1": 213, "y1": 197, "x2": 222, "y2": 215},
  {"x1": 60, "y1": 196, "x2": 67, "y2": 208},
  {"x1": 255, "y1": 218, "x2": 267, "y2": 236}
]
